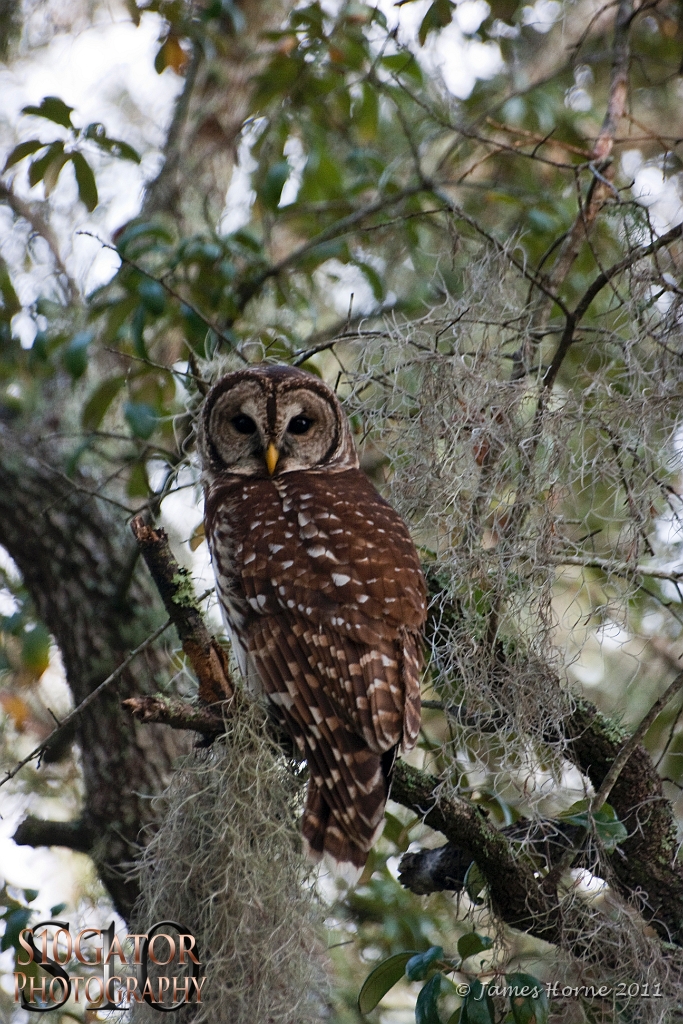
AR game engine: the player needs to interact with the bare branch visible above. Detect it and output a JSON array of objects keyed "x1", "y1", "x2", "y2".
[
  {"x1": 543, "y1": 219, "x2": 683, "y2": 393},
  {"x1": 122, "y1": 688, "x2": 564, "y2": 945},
  {"x1": 0, "y1": 181, "x2": 77, "y2": 300},
  {"x1": 0, "y1": 618, "x2": 172, "y2": 789},
  {"x1": 122, "y1": 693, "x2": 230, "y2": 735},
  {"x1": 13, "y1": 816, "x2": 95, "y2": 854},
  {"x1": 592, "y1": 671, "x2": 683, "y2": 813},
  {"x1": 234, "y1": 184, "x2": 428, "y2": 315},
  {"x1": 594, "y1": 0, "x2": 632, "y2": 162},
  {"x1": 77, "y1": 232, "x2": 247, "y2": 363},
  {"x1": 141, "y1": 43, "x2": 201, "y2": 218},
  {"x1": 549, "y1": 554, "x2": 683, "y2": 582}
]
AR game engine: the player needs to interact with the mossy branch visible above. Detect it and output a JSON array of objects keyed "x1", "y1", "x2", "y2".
[
  {"x1": 124, "y1": 525, "x2": 683, "y2": 949},
  {"x1": 124, "y1": 692, "x2": 563, "y2": 944},
  {"x1": 130, "y1": 516, "x2": 234, "y2": 703}
]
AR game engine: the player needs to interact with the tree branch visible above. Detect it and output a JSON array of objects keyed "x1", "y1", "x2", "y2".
[
  {"x1": 123, "y1": 691, "x2": 564, "y2": 944},
  {"x1": 0, "y1": 617, "x2": 172, "y2": 789},
  {"x1": 0, "y1": 181, "x2": 77, "y2": 301},
  {"x1": 130, "y1": 516, "x2": 234, "y2": 703},
  {"x1": 13, "y1": 816, "x2": 95, "y2": 855},
  {"x1": 542, "y1": 219, "x2": 683, "y2": 393},
  {"x1": 233, "y1": 184, "x2": 428, "y2": 316},
  {"x1": 122, "y1": 694, "x2": 228, "y2": 736},
  {"x1": 141, "y1": 43, "x2": 202, "y2": 218},
  {"x1": 565, "y1": 698, "x2": 683, "y2": 944},
  {"x1": 548, "y1": 554, "x2": 683, "y2": 583},
  {"x1": 120, "y1": 516, "x2": 683, "y2": 947},
  {"x1": 78, "y1": 232, "x2": 247, "y2": 363}
]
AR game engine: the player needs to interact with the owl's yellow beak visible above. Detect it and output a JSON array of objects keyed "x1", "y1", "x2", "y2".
[{"x1": 265, "y1": 443, "x2": 279, "y2": 476}]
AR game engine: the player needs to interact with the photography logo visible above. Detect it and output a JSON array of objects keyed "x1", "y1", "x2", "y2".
[{"x1": 15, "y1": 919, "x2": 204, "y2": 1012}]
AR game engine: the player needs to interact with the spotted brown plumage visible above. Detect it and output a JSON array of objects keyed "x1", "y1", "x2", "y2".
[{"x1": 199, "y1": 366, "x2": 426, "y2": 871}]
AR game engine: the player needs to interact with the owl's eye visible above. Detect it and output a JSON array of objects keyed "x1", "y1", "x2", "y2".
[
  {"x1": 231, "y1": 414, "x2": 257, "y2": 435},
  {"x1": 287, "y1": 415, "x2": 314, "y2": 435}
]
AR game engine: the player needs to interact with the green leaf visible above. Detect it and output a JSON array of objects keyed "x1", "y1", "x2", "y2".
[
  {"x1": 558, "y1": 800, "x2": 628, "y2": 851},
  {"x1": 354, "y1": 83, "x2": 379, "y2": 142},
  {"x1": 298, "y1": 150, "x2": 344, "y2": 203},
  {"x1": 28, "y1": 141, "x2": 64, "y2": 187},
  {"x1": 115, "y1": 221, "x2": 174, "y2": 255},
  {"x1": 457, "y1": 933, "x2": 493, "y2": 962},
  {"x1": 382, "y1": 811, "x2": 416, "y2": 852},
  {"x1": 252, "y1": 54, "x2": 302, "y2": 107},
  {"x1": 1, "y1": 908, "x2": 31, "y2": 952},
  {"x1": 42, "y1": 151, "x2": 69, "y2": 196},
  {"x1": 260, "y1": 160, "x2": 290, "y2": 211},
  {"x1": 71, "y1": 152, "x2": 98, "y2": 211},
  {"x1": 463, "y1": 981, "x2": 495, "y2": 1024},
  {"x1": 124, "y1": 401, "x2": 158, "y2": 439},
  {"x1": 83, "y1": 124, "x2": 140, "y2": 163},
  {"x1": 506, "y1": 974, "x2": 549, "y2": 1024},
  {"x1": 463, "y1": 861, "x2": 485, "y2": 905},
  {"x1": 355, "y1": 260, "x2": 384, "y2": 302},
  {"x1": 23, "y1": 890, "x2": 39, "y2": 904},
  {"x1": 62, "y1": 330, "x2": 93, "y2": 379},
  {"x1": 22, "y1": 96, "x2": 74, "y2": 129},
  {"x1": 3, "y1": 139, "x2": 45, "y2": 172},
  {"x1": 416, "y1": 973, "x2": 443, "y2": 1024},
  {"x1": 137, "y1": 278, "x2": 167, "y2": 316},
  {"x1": 357, "y1": 951, "x2": 418, "y2": 1014},
  {"x1": 50, "y1": 903, "x2": 67, "y2": 917},
  {"x1": 380, "y1": 53, "x2": 423, "y2": 84},
  {"x1": 418, "y1": 0, "x2": 455, "y2": 44},
  {"x1": 131, "y1": 303, "x2": 147, "y2": 358},
  {"x1": 127, "y1": 459, "x2": 150, "y2": 498},
  {"x1": 21, "y1": 623, "x2": 51, "y2": 675},
  {"x1": 81, "y1": 376, "x2": 126, "y2": 432},
  {"x1": 298, "y1": 238, "x2": 349, "y2": 272},
  {"x1": 31, "y1": 331, "x2": 49, "y2": 359},
  {"x1": 0, "y1": 264, "x2": 20, "y2": 318},
  {"x1": 405, "y1": 945, "x2": 443, "y2": 981}
]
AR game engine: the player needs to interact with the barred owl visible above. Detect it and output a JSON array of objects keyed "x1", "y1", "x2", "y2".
[{"x1": 199, "y1": 366, "x2": 426, "y2": 872}]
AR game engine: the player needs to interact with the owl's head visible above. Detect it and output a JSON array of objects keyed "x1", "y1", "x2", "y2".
[{"x1": 199, "y1": 366, "x2": 359, "y2": 478}]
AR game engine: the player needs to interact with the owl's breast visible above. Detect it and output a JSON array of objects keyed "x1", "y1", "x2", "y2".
[{"x1": 205, "y1": 470, "x2": 426, "y2": 645}]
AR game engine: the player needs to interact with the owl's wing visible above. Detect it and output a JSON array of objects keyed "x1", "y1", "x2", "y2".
[
  {"x1": 205, "y1": 469, "x2": 426, "y2": 870},
  {"x1": 234, "y1": 469, "x2": 427, "y2": 752},
  {"x1": 246, "y1": 611, "x2": 403, "y2": 868},
  {"x1": 238, "y1": 469, "x2": 426, "y2": 633}
]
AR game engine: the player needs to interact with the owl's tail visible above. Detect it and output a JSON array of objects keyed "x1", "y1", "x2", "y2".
[{"x1": 301, "y1": 747, "x2": 394, "y2": 877}]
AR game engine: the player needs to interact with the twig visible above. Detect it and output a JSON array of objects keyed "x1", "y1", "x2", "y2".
[
  {"x1": 543, "y1": 219, "x2": 683, "y2": 392},
  {"x1": 0, "y1": 618, "x2": 172, "y2": 789},
  {"x1": 594, "y1": 0, "x2": 633, "y2": 162},
  {"x1": 549, "y1": 555, "x2": 682, "y2": 582},
  {"x1": 103, "y1": 346, "x2": 209, "y2": 387},
  {"x1": 122, "y1": 694, "x2": 227, "y2": 735},
  {"x1": 484, "y1": 117, "x2": 593, "y2": 158},
  {"x1": 33, "y1": 456, "x2": 136, "y2": 516},
  {"x1": 428, "y1": 186, "x2": 569, "y2": 316},
  {"x1": 77, "y1": 231, "x2": 247, "y2": 362},
  {"x1": 526, "y1": 0, "x2": 633, "y2": 343},
  {"x1": 0, "y1": 182, "x2": 77, "y2": 301},
  {"x1": 592, "y1": 670, "x2": 683, "y2": 813},
  {"x1": 234, "y1": 184, "x2": 427, "y2": 312},
  {"x1": 121, "y1": 688, "x2": 563, "y2": 944}
]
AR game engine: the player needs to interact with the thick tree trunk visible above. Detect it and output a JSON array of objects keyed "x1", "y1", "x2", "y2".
[
  {"x1": 141, "y1": 0, "x2": 293, "y2": 226},
  {"x1": 0, "y1": 427, "x2": 188, "y2": 919}
]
